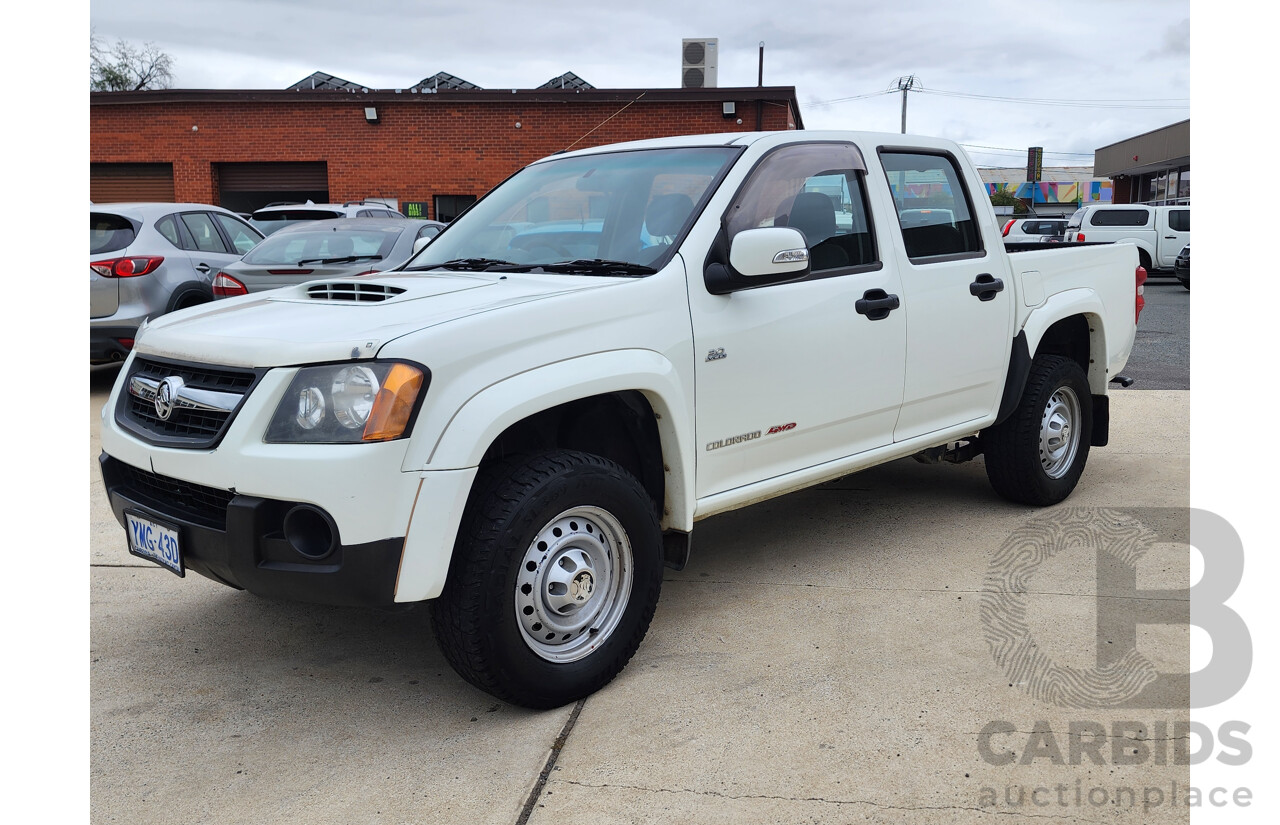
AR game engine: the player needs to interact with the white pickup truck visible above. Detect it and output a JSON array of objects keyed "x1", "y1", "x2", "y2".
[
  {"x1": 1062, "y1": 203, "x2": 1190, "y2": 272},
  {"x1": 99, "y1": 131, "x2": 1146, "y2": 708}
]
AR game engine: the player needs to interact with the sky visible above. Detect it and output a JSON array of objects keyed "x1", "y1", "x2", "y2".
[{"x1": 85, "y1": 0, "x2": 1191, "y2": 169}]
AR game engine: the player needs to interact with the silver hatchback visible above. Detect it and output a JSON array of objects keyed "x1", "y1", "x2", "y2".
[{"x1": 90, "y1": 204, "x2": 265, "y2": 364}]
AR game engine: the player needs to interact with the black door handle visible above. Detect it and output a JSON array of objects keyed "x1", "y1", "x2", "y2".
[
  {"x1": 969, "y1": 273, "x2": 1004, "y2": 302},
  {"x1": 855, "y1": 288, "x2": 900, "y2": 320},
  {"x1": 195, "y1": 263, "x2": 212, "y2": 274}
]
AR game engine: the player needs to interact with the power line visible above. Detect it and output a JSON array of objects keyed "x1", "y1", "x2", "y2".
[
  {"x1": 809, "y1": 83, "x2": 1188, "y2": 111},
  {"x1": 960, "y1": 143, "x2": 1094, "y2": 158},
  {"x1": 917, "y1": 87, "x2": 1188, "y2": 110}
]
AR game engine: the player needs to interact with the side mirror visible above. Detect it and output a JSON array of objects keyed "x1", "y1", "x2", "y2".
[
  {"x1": 413, "y1": 236, "x2": 434, "y2": 255},
  {"x1": 705, "y1": 227, "x2": 811, "y2": 295}
]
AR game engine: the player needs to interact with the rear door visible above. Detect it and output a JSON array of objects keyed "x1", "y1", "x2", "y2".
[
  {"x1": 876, "y1": 149, "x2": 1013, "y2": 442},
  {"x1": 175, "y1": 211, "x2": 247, "y2": 280},
  {"x1": 1157, "y1": 207, "x2": 1190, "y2": 268}
]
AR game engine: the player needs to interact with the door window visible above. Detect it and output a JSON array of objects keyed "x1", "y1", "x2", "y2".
[
  {"x1": 179, "y1": 212, "x2": 230, "y2": 253},
  {"x1": 725, "y1": 143, "x2": 877, "y2": 275},
  {"x1": 879, "y1": 151, "x2": 983, "y2": 261},
  {"x1": 212, "y1": 213, "x2": 263, "y2": 254},
  {"x1": 1168, "y1": 209, "x2": 1190, "y2": 232}
]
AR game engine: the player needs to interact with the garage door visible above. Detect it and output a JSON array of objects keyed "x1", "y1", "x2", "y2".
[
  {"x1": 216, "y1": 162, "x2": 329, "y2": 214},
  {"x1": 90, "y1": 163, "x2": 175, "y2": 203}
]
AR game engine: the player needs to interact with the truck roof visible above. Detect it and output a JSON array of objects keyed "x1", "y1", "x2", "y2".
[{"x1": 544, "y1": 130, "x2": 969, "y2": 164}]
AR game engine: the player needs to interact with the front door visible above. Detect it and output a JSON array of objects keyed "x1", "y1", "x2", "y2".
[{"x1": 686, "y1": 143, "x2": 907, "y2": 498}]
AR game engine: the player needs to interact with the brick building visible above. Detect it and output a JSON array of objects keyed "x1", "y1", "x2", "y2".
[{"x1": 90, "y1": 83, "x2": 803, "y2": 220}]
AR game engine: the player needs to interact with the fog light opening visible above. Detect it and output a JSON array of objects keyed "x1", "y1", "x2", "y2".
[{"x1": 283, "y1": 505, "x2": 338, "y2": 560}]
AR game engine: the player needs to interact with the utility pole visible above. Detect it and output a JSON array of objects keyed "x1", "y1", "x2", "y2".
[{"x1": 892, "y1": 75, "x2": 917, "y2": 134}]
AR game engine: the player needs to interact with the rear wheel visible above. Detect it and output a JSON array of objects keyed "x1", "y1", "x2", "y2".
[
  {"x1": 983, "y1": 355, "x2": 1093, "y2": 506},
  {"x1": 430, "y1": 450, "x2": 663, "y2": 708}
]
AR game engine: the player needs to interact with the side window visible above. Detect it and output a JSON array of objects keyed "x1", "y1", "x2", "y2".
[
  {"x1": 880, "y1": 151, "x2": 982, "y2": 261},
  {"x1": 417, "y1": 224, "x2": 442, "y2": 240},
  {"x1": 1091, "y1": 209, "x2": 1151, "y2": 227},
  {"x1": 212, "y1": 213, "x2": 262, "y2": 254},
  {"x1": 179, "y1": 212, "x2": 229, "y2": 253},
  {"x1": 726, "y1": 143, "x2": 877, "y2": 274},
  {"x1": 1168, "y1": 209, "x2": 1190, "y2": 232},
  {"x1": 155, "y1": 215, "x2": 182, "y2": 248}
]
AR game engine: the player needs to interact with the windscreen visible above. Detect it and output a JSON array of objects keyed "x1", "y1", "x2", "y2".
[{"x1": 405, "y1": 146, "x2": 741, "y2": 273}]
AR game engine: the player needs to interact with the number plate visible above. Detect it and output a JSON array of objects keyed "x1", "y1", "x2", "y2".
[{"x1": 125, "y1": 511, "x2": 185, "y2": 577}]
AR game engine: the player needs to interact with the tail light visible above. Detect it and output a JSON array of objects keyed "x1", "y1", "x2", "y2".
[
  {"x1": 90, "y1": 256, "x2": 165, "y2": 278},
  {"x1": 212, "y1": 272, "x2": 248, "y2": 298},
  {"x1": 1075, "y1": 232, "x2": 1086, "y2": 242},
  {"x1": 1135, "y1": 266, "x2": 1147, "y2": 324},
  {"x1": 1001, "y1": 219, "x2": 1014, "y2": 237}
]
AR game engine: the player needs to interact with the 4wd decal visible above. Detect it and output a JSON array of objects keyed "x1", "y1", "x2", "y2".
[{"x1": 767, "y1": 423, "x2": 796, "y2": 435}]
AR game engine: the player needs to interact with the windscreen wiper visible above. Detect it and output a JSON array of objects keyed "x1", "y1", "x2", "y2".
[
  {"x1": 536, "y1": 259, "x2": 658, "y2": 277},
  {"x1": 296, "y1": 254, "x2": 383, "y2": 265},
  {"x1": 431, "y1": 258, "x2": 529, "y2": 271}
]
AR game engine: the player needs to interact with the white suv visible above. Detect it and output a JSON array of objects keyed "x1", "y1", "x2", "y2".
[
  {"x1": 1001, "y1": 216, "x2": 1068, "y2": 243},
  {"x1": 249, "y1": 200, "x2": 405, "y2": 235}
]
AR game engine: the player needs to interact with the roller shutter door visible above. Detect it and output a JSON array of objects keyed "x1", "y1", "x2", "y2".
[
  {"x1": 90, "y1": 163, "x2": 175, "y2": 203},
  {"x1": 217, "y1": 162, "x2": 328, "y2": 193}
]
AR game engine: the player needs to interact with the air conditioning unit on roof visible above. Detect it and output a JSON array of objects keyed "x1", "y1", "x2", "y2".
[{"x1": 682, "y1": 38, "x2": 718, "y2": 88}]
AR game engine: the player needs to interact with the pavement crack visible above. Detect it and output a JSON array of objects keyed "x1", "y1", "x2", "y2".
[
  {"x1": 555, "y1": 780, "x2": 1111, "y2": 822},
  {"x1": 663, "y1": 579, "x2": 1186, "y2": 601},
  {"x1": 515, "y1": 698, "x2": 585, "y2": 825}
]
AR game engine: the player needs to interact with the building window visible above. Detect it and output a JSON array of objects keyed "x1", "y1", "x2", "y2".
[{"x1": 434, "y1": 195, "x2": 477, "y2": 223}]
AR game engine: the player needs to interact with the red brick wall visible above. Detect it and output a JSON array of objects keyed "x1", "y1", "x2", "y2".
[{"x1": 91, "y1": 97, "x2": 797, "y2": 213}]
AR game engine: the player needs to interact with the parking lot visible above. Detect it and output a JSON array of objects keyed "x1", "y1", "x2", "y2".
[{"x1": 90, "y1": 289, "x2": 1191, "y2": 824}]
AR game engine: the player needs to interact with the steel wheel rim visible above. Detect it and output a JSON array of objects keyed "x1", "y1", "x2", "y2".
[
  {"x1": 1039, "y1": 386, "x2": 1081, "y2": 479},
  {"x1": 514, "y1": 506, "x2": 634, "y2": 663}
]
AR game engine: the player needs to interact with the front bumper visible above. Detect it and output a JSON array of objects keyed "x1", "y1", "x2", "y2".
[{"x1": 100, "y1": 453, "x2": 404, "y2": 606}]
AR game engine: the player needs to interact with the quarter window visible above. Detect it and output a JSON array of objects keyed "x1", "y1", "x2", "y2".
[
  {"x1": 154, "y1": 215, "x2": 182, "y2": 248},
  {"x1": 880, "y1": 151, "x2": 983, "y2": 261}
]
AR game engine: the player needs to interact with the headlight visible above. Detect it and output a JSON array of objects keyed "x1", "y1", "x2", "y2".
[{"x1": 265, "y1": 361, "x2": 427, "y2": 443}]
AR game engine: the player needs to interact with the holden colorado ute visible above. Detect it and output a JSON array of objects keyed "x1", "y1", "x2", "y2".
[{"x1": 99, "y1": 131, "x2": 1146, "y2": 708}]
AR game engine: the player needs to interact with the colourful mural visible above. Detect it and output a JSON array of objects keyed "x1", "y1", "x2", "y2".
[{"x1": 986, "y1": 181, "x2": 1112, "y2": 205}]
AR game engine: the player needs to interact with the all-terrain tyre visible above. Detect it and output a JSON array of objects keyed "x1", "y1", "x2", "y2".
[
  {"x1": 983, "y1": 355, "x2": 1093, "y2": 506},
  {"x1": 429, "y1": 450, "x2": 663, "y2": 708}
]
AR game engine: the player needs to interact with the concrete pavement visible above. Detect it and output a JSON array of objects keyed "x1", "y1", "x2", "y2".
[{"x1": 91, "y1": 372, "x2": 1190, "y2": 824}]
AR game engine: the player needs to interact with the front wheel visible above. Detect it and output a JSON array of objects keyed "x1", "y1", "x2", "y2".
[
  {"x1": 430, "y1": 451, "x2": 663, "y2": 708},
  {"x1": 983, "y1": 354, "x2": 1093, "y2": 506}
]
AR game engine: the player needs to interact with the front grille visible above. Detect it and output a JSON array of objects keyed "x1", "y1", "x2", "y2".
[
  {"x1": 104, "y1": 457, "x2": 234, "y2": 530},
  {"x1": 117, "y1": 357, "x2": 264, "y2": 449}
]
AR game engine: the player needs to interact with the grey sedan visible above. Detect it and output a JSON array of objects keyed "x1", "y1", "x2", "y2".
[
  {"x1": 212, "y1": 218, "x2": 446, "y2": 297},
  {"x1": 91, "y1": 203, "x2": 264, "y2": 364}
]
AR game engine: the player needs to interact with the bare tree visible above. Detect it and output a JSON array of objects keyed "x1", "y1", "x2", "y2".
[{"x1": 91, "y1": 29, "x2": 175, "y2": 91}]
